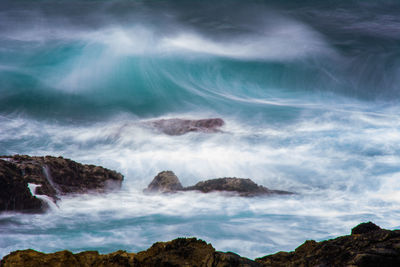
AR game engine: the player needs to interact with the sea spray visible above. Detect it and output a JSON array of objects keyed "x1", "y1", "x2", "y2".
[{"x1": 1, "y1": 0, "x2": 400, "y2": 261}]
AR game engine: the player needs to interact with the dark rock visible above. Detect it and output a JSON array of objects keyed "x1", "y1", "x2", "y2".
[
  {"x1": 145, "y1": 171, "x2": 293, "y2": 197},
  {"x1": 255, "y1": 222, "x2": 400, "y2": 267},
  {"x1": 0, "y1": 159, "x2": 44, "y2": 213},
  {"x1": 0, "y1": 155, "x2": 124, "y2": 213},
  {"x1": 144, "y1": 171, "x2": 183, "y2": 193},
  {"x1": 3, "y1": 224, "x2": 400, "y2": 267},
  {"x1": 148, "y1": 118, "x2": 225, "y2": 136},
  {"x1": 185, "y1": 178, "x2": 293, "y2": 197},
  {"x1": 1, "y1": 238, "x2": 259, "y2": 267},
  {"x1": 352, "y1": 221, "x2": 381, "y2": 235}
]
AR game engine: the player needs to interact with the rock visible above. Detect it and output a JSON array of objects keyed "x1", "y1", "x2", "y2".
[
  {"x1": 0, "y1": 159, "x2": 44, "y2": 213},
  {"x1": 144, "y1": 171, "x2": 183, "y2": 193},
  {"x1": 0, "y1": 249, "x2": 135, "y2": 267},
  {"x1": 1, "y1": 238, "x2": 259, "y2": 267},
  {"x1": 3, "y1": 224, "x2": 400, "y2": 267},
  {"x1": 351, "y1": 221, "x2": 381, "y2": 235},
  {"x1": 185, "y1": 178, "x2": 293, "y2": 197},
  {"x1": 145, "y1": 171, "x2": 293, "y2": 197},
  {"x1": 255, "y1": 222, "x2": 400, "y2": 267},
  {"x1": 148, "y1": 118, "x2": 225, "y2": 136},
  {"x1": 0, "y1": 155, "x2": 124, "y2": 213}
]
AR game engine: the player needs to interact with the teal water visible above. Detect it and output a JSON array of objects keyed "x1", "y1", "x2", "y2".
[{"x1": 1, "y1": 0, "x2": 400, "y2": 259}]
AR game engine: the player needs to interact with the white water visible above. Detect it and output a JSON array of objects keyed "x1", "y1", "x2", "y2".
[
  {"x1": 1, "y1": 105, "x2": 400, "y2": 258},
  {"x1": 1, "y1": 0, "x2": 400, "y2": 261}
]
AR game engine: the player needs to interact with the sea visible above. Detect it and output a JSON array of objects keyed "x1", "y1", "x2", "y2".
[{"x1": 1, "y1": 0, "x2": 400, "y2": 259}]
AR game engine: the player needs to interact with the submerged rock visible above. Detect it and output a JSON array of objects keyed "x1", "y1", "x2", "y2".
[
  {"x1": 0, "y1": 155, "x2": 124, "y2": 213},
  {"x1": 3, "y1": 223, "x2": 400, "y2": 267},
  {"x1": 145, "y1": 171, "x2": 293, "y2": 196},
  {"x1": 148, "y1": 118, "x2": 225, "y2": 136}
]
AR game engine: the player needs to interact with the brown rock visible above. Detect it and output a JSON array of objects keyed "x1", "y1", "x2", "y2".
[
  {"x1": 1, "y1": 238, "x2": 259, "y2": 267},
  {"x1": 0, "y1": 159, "x2": 44, "y2": 212},
  {"x1": 148, "y1": 118, "x2": 225, "y2": 136},
  {"x1": 184, "y1": 178, "x2": 293, "y2": 197},
  {"x1": 145, "y1": 171, "x2": 293, "y2": 197},
  {"x1": 0, "y1": 155, "x2": 124, "y2": 213},
  {"x1": 255, "y1": 222, "x2": 400, "y2": 267},
  {"x1": 3, "y1": 224, "x2": 400, "y2": 267},
  {"x1": 144, "y1": 171, "x2": 183, "y2": 193}
]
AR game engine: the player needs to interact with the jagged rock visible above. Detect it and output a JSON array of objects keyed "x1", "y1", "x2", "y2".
[
  {"x1": 148, "y1": 118, "x2": 225, "y2": 136},
  {"x1": 0, "y1": 159, "x2": 44, "y2": 213},
  {"x1": 145, "y1": 171, "x2": 293, "y2": 197},
  {"x1": 3, "y1": 224, "x2": 400, "y2": 267},
  {"x1": 144, "y1": 171, "x2": 183, "y2": 193},
  {"x1": 0, "y1": 238, "x2": 259, "y2": 267},
  {"x1": 0, "y1": 155, "x2": 124, "y2": 213},
  {"x1": 255, "y1": 222, "x2": 400, "y2": 267}
]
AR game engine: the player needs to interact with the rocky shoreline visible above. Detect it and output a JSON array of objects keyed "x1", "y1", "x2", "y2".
[
  {"x1": 2, "y1": 222, "x2": 399, "y2": 267},
  {"x1": 2, "y1": 156, "x2": 398, "y2": 266}
]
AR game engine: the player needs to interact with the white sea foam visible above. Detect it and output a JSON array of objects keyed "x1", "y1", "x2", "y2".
[{"x1": 1, "y1": 0, "x2": 400, "y2": 261}]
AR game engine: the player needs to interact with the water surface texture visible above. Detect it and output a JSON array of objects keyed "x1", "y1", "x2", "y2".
[{"x1": 1, "y1": 0, "x2": 400, "y2": 259}]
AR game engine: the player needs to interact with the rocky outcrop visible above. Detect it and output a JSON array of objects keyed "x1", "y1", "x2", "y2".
[
  {"x1": 185, "y1": 178, "x2": 292, "y2": 197},
  {"x1": 144, "y1": 171, "x2": 293, "y2": 196},
  {"x1": 0, "y1": 238, "x2": 259, "y2": 267},
  {"x1": 0, "y1": 159, "x2": 44, "y2": 213},
  {"x1": 134, "y1": 238, "x2": 258, "y2": 267},
  {"x1": 2, "y1": 223, "x2": 400, "y2": 267},
  {"x1": 144, "y1": 171, "x2": 183, "y2": 193},
  {"x1": 256, "y1": 222, "x2": 400, "y2": 267},
  {"x1": 147, "y1": 118, "x2": 225, "y2": 136},
  {"x1": 0, "y1": 155, "x2": 124, "y2": 213},
  {"x1": 351, "y1": 221, "x2": 381, "y2": 235}
]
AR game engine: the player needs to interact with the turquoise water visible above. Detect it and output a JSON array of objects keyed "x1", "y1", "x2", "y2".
[{"x1": 1, "y1": 0, "x2": 400, "y2": 259}]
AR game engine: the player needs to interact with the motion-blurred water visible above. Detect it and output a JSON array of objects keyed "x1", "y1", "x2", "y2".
[{"x1": 1, "y1": 0, "x2": 400, "y2": 259}]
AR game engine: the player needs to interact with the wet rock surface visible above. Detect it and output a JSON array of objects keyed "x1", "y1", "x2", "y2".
[
  {"x1": 148, "y1": 118, "x2": 225, "y2": 136},
  {"x1": 2, "y1": 223, "x2": 400, "y2": 267},
  {"x1": 0, "y1": 159, "x2": 44, "y2": 213},
  {"x1": 145, "y1": 171, "x2": 293, "y2": 197},
  {"x1": 1, "y1": 238, "x2": 259, "y2": 267},
  {"x1": 0, "y1": 155, "x2": 124, "y2": 213},
  {"x1": 144, "y1": 171, "x2": 183, "y2": 193},
  {"x1": 185, "y1": 177, "x2": 292, "y2": 197},
  {"x1": 256, "y1": 222, "x2": 400, "y2": 267}
]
